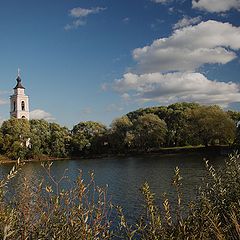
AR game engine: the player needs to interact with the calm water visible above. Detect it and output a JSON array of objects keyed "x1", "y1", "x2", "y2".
[{"x1": 0, "y1": 152, "x2": 226, "y2": 222}]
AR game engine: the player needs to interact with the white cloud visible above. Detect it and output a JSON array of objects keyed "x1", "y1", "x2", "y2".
[
  {"x1": 103, "y1": 20, "x2": 240, "y2": 109},
  {"x1": 123, "y1": 17, "x2": 130, "y2": 23},
  {"x1": 30, "y1": 109, "x2": 55, "y2": 121},
  {"x1": 65, "y1": 7, "x2": 106, "y2": 30},
  {"x1": 192, "y1": 0, "x2": 240, "y2": 12},
  {"x1": 133, "y1": 20, "x2": 240, "y2": 73},
  {"x1": 113, "y1": 72, "x2": 240, "y2": 107},
  {"x1": 64, "y1": 19, "x2": 86, "y2": 30},
  {"x1": 121, "y1": 93, "x2": 131, "y2": 102},
  {"x1": 173, "y1": 16, "x2": 202, "y2": 29},
  {"x1": 152, "y1": 0, "x2": 172, "y2": 3},
  {"x1": 69, "y1": 7, "x2": 106, "y2": 18},
  {"x1": 101, "y1": 83, "x2": 108, "y2": 91},
  {"x1": 70, "y1": 8, "x2": 91, "y2": 18}
]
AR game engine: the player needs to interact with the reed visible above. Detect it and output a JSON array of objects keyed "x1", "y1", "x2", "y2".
[{"x1": 0, "y1": 154, "x2": 239, "y2": 239}]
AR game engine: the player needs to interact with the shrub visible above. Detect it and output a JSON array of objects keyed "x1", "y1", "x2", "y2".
[
  {"x1": 0, "y1": 161, "x2": 112, "y2": 239},
  {"x1": 117, "y1": 154, "x2": 240, "y2": 239},
  {"x1": 0, "y1": 154, "x2": 239, "y2": 239}
]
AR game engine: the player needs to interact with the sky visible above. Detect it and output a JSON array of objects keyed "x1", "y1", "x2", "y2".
[{"x1": 0, "y1": 0, "x2": 240, "y2": 128}]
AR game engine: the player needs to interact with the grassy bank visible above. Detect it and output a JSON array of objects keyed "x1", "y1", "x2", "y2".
[
  {"x1": 150, "y1": 144, "x2": 232, "y2": 155},
  {"x1": 0, "y1": 153, "x2": 239, "y2": 239}
]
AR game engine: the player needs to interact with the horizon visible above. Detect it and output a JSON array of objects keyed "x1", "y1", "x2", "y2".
[{"x1": 0, "y1": 0, "x2": 240, "y2": 128}]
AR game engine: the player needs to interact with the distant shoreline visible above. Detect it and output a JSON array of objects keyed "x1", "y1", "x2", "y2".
[
  {"x1": 0, "y1": 145, "x2": 233, "y2": 165},
  {"x1": 73, "y1": 145, "x2": 233, "y2": 160},
  {"x1": 0, "y1": 156, "x2": 70, "y2": 165}
]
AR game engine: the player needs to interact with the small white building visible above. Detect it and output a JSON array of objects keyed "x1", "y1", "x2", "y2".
[{"x1": 10, "y1": 70, "x2": 30, "y2": 120}]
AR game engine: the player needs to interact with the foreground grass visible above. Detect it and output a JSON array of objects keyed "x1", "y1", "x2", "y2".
[{"x1": 0, "y1": 154, "x2": 240, "y2": 239}]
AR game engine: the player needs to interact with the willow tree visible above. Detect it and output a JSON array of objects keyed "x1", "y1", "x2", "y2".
[
  {"x1": 187, "y1": 106, "x2": 236, "y2": 146},
  {"x1": 109, "y1": 116, "x2": 133, "y2": 152},
  {"x1": 132, "y1": 114, "x2": 167, "y2": 151}
]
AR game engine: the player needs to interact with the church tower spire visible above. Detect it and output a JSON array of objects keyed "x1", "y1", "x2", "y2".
[{"x1": 10, "y1": 69, "x2": 30, "y2": 120}]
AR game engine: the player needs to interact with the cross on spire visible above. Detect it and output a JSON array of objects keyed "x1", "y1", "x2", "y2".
[
  {"x1": 14, "y1": 68, "x2": 25, "y2": 89},
  {"x1": 17, "y1": 68, "x2": 21, "y2": 77}
]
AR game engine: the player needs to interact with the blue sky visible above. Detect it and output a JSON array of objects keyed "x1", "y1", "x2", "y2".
[{"x1": 0, "y1": 0, "x2": 240, "y2": 128}]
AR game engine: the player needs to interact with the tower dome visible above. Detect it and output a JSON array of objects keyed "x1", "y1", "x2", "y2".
[{"x1": 14, "y1": 75, "x2": 25, "y2": 89}]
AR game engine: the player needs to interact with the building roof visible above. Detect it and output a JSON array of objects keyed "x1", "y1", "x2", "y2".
[{"x1": 14, "y1": 76, "x2": 25, "y2": 89}]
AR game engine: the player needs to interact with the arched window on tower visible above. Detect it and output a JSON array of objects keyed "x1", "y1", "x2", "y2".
[
  {"x1": 21, "y1": 101, "x2": 25, "y2": 111},
  {"x1": 13, "y1": 101, "x2": 16, "y2": 111}
]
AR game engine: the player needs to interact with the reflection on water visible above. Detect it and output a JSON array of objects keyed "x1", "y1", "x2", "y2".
[{"x1": 0, "y1": 153, "x2": 226, "y2": 221}]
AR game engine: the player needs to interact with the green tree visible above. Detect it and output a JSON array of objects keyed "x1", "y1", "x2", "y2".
[
  {"x1": 187, "y1": 106, "x2": 236, "y2": 146},
  {"x1": 49, "y1": 123, "x2": 71, "y2": 158},
  {"x1": 127, "y1": 103, "x2": 201, "y2": 147},
  {"x1": 71, "y1": 121, "x2": 107, "y2": 155},
  {"x1": 29, "y1": 119, "x2": 51, "y2": 158},
  {"x1": 1, "y1": 118, "x2": 31, "y2": 159},
  {"x1": 227, "y1": 110, "x2": 240, "y2": 124},
  {"x1": 133, "y1": 114, "x2": 167, "y2": 151},
  {"x1": 164, "y1": 103, "x2": 200, "y2": 146},
  {"x1": 110, "y1": 116, "x2": 133, "y2": 152}
]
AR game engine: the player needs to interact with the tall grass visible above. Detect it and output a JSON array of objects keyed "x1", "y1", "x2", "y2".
[
  {"x1": 0, "y1": 161, "x2": 112, "y2": 239},
  {"x1": 0, "y1": 154, "x2": 239, "y2": 239}
]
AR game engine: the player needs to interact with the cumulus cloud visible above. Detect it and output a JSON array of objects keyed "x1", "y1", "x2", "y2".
[
  {"x1": 65, "y1": 7, "x2": 106, "y2": 30},
  {"x1": 113, "y1": 72, "x2": 240, "y2": 107},
  {"x1": 173, "y1": 16, "x2": 202, "y2": 29},
  {"x1": 103, "y1": 20, "x2": 240, "y2": 108},
  {"x1": 30, "y1": 109, "x2": 55, "y2": 121},
  {"x1": 133, "y1": 20, "x2": 240, "y2": 73},
  {"x1": 192, "y1": 0, "x2": 240, "y2": 13}
]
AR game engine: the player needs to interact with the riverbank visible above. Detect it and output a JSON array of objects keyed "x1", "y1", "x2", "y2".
[
  {"x1": 0, "y1": 155, "x2": 70, "y2": 164},
  {"x1": 0, "y1": 145, "x2": 234, "y2": 164},
  {"x1": 149, "y1": 144, "x2": 232, "y2": 155},
  {"x1": 71, "y1": 144, "x2": 234, "y2": 160}
]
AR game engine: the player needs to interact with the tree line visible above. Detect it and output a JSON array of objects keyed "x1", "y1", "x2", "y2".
[{"x1": 1, "y1": 102, "x2": 240, "y2": 160}]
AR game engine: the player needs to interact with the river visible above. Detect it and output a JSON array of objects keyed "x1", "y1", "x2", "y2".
[{"x1": 0, "y1": 152, "x2": 226, "y2": 223}]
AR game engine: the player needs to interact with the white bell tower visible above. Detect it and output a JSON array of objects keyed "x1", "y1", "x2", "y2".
[{"x1": 10, "y1": 69, "x2": 30, "y2": 120}]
